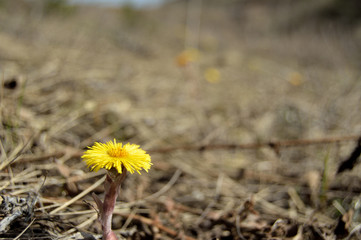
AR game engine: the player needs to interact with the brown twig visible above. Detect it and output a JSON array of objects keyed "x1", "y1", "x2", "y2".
[
  {"x1": 15, "y1": 135, "x2": 360, "y2": 163},
  {"x1": 149, "y1": 135, "x2": 360, "y2": 153}
]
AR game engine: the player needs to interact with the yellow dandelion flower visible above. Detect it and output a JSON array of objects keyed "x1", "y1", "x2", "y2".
[
  {"x1": 288, "y1": 71, "x2": 304, "y2": 86},
  {"x1": 204, "y1": 67, "x2": 220, "y2": 83},
  {"x1": 176, "y1": 48, "x2": 200, "y2": 67},
  {"x1": 82, "y1": 139, "x2": 152, "y2": 174}
]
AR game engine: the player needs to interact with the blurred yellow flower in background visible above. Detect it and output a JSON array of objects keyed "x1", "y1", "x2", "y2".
[
  {"x1": 82, "y1": 139, "x2": 152, "y2": 174},
  {"x1": 176, "y1": 48, "x2": 200, "y2": 67},
  {"x1": 204, "y1": 67, "x2": 220, "y2": 83},
  {"x1": 288, "y1": 71, "x2": 304, "y2": 86}
]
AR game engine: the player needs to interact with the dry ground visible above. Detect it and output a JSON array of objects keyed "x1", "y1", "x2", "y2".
[{"x1": 0, "y1": 0, "x2": 361, "y2": 239}]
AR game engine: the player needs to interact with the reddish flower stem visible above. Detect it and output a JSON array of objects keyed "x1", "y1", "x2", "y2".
[
  {"x1": 102, "y1": 175, "x2": 119, "y2": 239},
  {"x1": 93, "y1": 168, "x2": 127, "y2": 240}
]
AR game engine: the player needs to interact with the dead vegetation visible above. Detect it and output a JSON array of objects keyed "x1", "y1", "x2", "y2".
[{"x1": 0, "y1": 0, "x2": 361, "y2": 239}]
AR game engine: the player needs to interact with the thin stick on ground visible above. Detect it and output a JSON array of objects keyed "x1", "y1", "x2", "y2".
[
  {"x1": 13, "y1": 218, "x2": 36, "y2": 240},
  {"x1": 50, "y1": 176, "x2": 106, "y2": 215},
  {"x1": 64, "y1": 213, "x2": 98, "y2": 235},
  {"x1": 15, "y1": 135, "x2": 360, "y2": 165},
  {"x1": 149, "y1": 135, "x2": 361, "y2": 153}
]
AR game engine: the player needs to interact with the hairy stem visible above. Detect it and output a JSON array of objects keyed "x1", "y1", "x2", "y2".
[{"x1": 100, "y1": 169, "x2": 127, "y2": 240}]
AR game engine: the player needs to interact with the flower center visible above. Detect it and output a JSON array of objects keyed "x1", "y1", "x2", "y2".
[{"x1": 108, "y1": 147, "x2": 128, "y2": 158}]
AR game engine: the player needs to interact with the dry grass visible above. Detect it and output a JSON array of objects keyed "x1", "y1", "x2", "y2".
[{"x1": 0, "y1": 0, "x2": 361, "y2": 239}]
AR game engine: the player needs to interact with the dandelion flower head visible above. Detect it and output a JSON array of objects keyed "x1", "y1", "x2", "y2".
[
  {"x1": 82, "y1": 139, "x2": 152, "y2": 174},
  {"x1": 176, "y1": 48, "x2": 200, "y2": 67},
  {"x1": 204, "y1": 67, "x2": 220, "y2": 83}
]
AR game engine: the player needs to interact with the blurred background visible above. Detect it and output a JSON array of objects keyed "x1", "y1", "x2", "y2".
[{"x1": 0, "y1": 0, "x2": 361, "y2": 239}]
